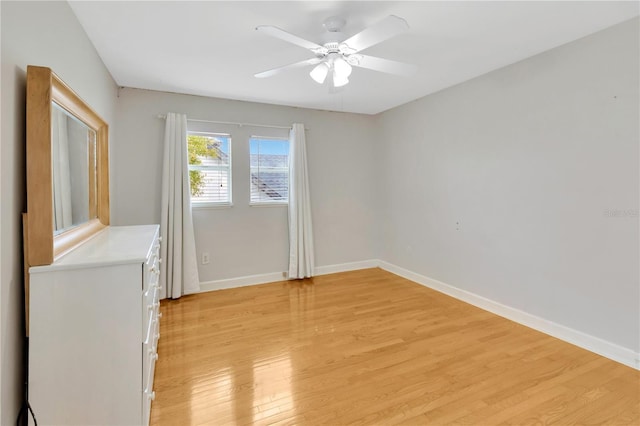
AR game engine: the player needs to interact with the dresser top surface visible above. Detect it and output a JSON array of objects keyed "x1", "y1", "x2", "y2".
[{"x1": 30, "y1": 225, "x2": 159, "y2": 273}]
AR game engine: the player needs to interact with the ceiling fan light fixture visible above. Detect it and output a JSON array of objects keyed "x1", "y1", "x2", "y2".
[
  {"x1": 333, "y1": 71, "x2": 349, "y2": 88},
  {"x1": 310, "y1": 62, "x2": 329, "y2": 84},
  {"x1": 333, "y1": 57, "x2": 352, "y2": 78}
]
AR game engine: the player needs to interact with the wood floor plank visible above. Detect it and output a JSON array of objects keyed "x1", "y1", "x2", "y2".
[{"x1": 150, "y1": 268, "x2": 640, "y2": 425}]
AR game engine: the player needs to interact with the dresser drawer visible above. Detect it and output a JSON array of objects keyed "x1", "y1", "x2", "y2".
[
  {"x1": 144, "y1": 284, "x2": 159, "y2": 313},
  {"x1": 142, "y1": 347, "x2": 158, "y2": 426},
  {"x1": 143, "y1": 234, "x2": 161, "y2": 291},
  {"x1": 143, "y1": 285, "x2": 159, "y2": 334},
  {"x1": 144, "y1": 345, "x2": 158, "y2": 394},
  {"x1": 143, "y1": 311, "x2": 155, "y2": 345},
  {"x1": 143, "y1": 256, "x2": 160, "y2": 292}
]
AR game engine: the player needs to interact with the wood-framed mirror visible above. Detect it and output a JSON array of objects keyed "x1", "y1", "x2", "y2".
[{"x1": 25, "y1": 65, "x2": 109, "y2": 266}]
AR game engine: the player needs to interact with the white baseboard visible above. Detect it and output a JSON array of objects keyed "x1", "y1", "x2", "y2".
[
  {"x1": 314, "y1": 259, "x2": 379, "y2": 276},
  {"x1": 199, "y1": 271, "x2": 286, "y2": 293},
  {"x1": 378, "y1": 260, "x2": 640, "y2": 370},
  {"x1": 199, "y1": 259, "x2": 378, "y2": 294}
]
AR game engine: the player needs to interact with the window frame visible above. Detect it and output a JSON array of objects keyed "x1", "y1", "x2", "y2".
[
  {"x1": 187, "y1": 131, "x2": 233, "y2": 208},
  {"x1": 249, "y1": 135, "x2": 290, "y2": 206}
]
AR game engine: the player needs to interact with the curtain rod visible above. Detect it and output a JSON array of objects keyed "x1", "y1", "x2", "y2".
[{"x1": 156, "y1": 114, "x2": 308, "y2": 131}]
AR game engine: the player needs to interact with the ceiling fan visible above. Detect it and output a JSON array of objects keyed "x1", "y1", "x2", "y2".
[{"x1": 254, "y1": 15, "x2": 417, "y2": 88}]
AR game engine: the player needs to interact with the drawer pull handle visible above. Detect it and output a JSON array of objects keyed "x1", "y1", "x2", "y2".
[
  {"x1": 157, "y1": 236, "x2": 163, "y2": 242},
  {"x1": 158, "y1": 312, "x2": 163, "y2": 318},
  {"x1": 148, "y1": 391, "x2": 156, "y2": 401}
]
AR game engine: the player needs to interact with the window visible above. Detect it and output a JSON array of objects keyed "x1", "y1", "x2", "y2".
[
  {"x1": 187, "y1": 132, "x2": 232, "y2": 205},
  {"x1": 250, "y1": 137, "x2": 289, "y2": 204}
]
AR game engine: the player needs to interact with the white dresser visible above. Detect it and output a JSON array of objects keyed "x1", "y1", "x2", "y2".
[{"x1": 28, "y1": 225, "x2": 161, "y2": 426}]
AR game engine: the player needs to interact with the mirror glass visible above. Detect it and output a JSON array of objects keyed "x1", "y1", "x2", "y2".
[{"x1": 51, "y1": 102, "x2": 97, "y2": 235}]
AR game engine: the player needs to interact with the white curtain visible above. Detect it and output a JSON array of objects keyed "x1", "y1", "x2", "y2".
[
  {"x1": 288, "y1": 123, "x2": 315, "y2": 279},
  {"x1": 52, "y1": 109, "x2": 72, "y2": 230},
  {"x1": 160, "y1": 113, "x2": 200, "y2": 299}
]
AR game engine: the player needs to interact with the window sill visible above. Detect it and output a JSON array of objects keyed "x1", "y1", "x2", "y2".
[
  {"x1": 249, "y1": 202, "x2": 288, "y2": 208},
  {"x1": 192, "y1": 202, "x2": 234, "y2": 210}
]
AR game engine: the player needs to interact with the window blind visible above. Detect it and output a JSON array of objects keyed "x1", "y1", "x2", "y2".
[{"x1": 249, "y1": 137, "x2": 289, "y2": 204}]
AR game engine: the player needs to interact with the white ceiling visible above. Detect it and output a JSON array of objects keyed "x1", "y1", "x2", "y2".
[{"x1": 68, "y1": 1, "x2": 639, "y2": 115}]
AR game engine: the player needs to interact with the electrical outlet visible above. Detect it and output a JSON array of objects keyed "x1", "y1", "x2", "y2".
[{"x1": 202, "y1": 252, "x2": 210, "y2": 265}]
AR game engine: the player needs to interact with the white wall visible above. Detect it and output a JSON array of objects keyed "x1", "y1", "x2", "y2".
[
  {"x1": 114, "y1": 88, "x2": 380, "y2": 282},
  {"x1": 0, "y1": 1, "x2": 118, "y2": 422},
  {"x1": 377, "y1": 18, "x2": 639, "y2": 352}
]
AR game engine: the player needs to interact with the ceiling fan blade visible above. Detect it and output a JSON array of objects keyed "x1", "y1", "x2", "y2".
[
  {"x1": 256, "y1": 25, "x2": 325, "y2": 52},
  {"x1": 352, "y1": 54, "x2": 417, "y2": 77},
  {"x1": 341, "y1": 15, "x2": 409, "y2": 53},
  {"x1": 255, "y1": 57, "x2": 322, "y2": 78}
]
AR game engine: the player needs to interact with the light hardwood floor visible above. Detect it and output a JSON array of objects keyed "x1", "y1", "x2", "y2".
[{"x1": 150, "y1": 268, "x2": 639, "y2": 425}]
